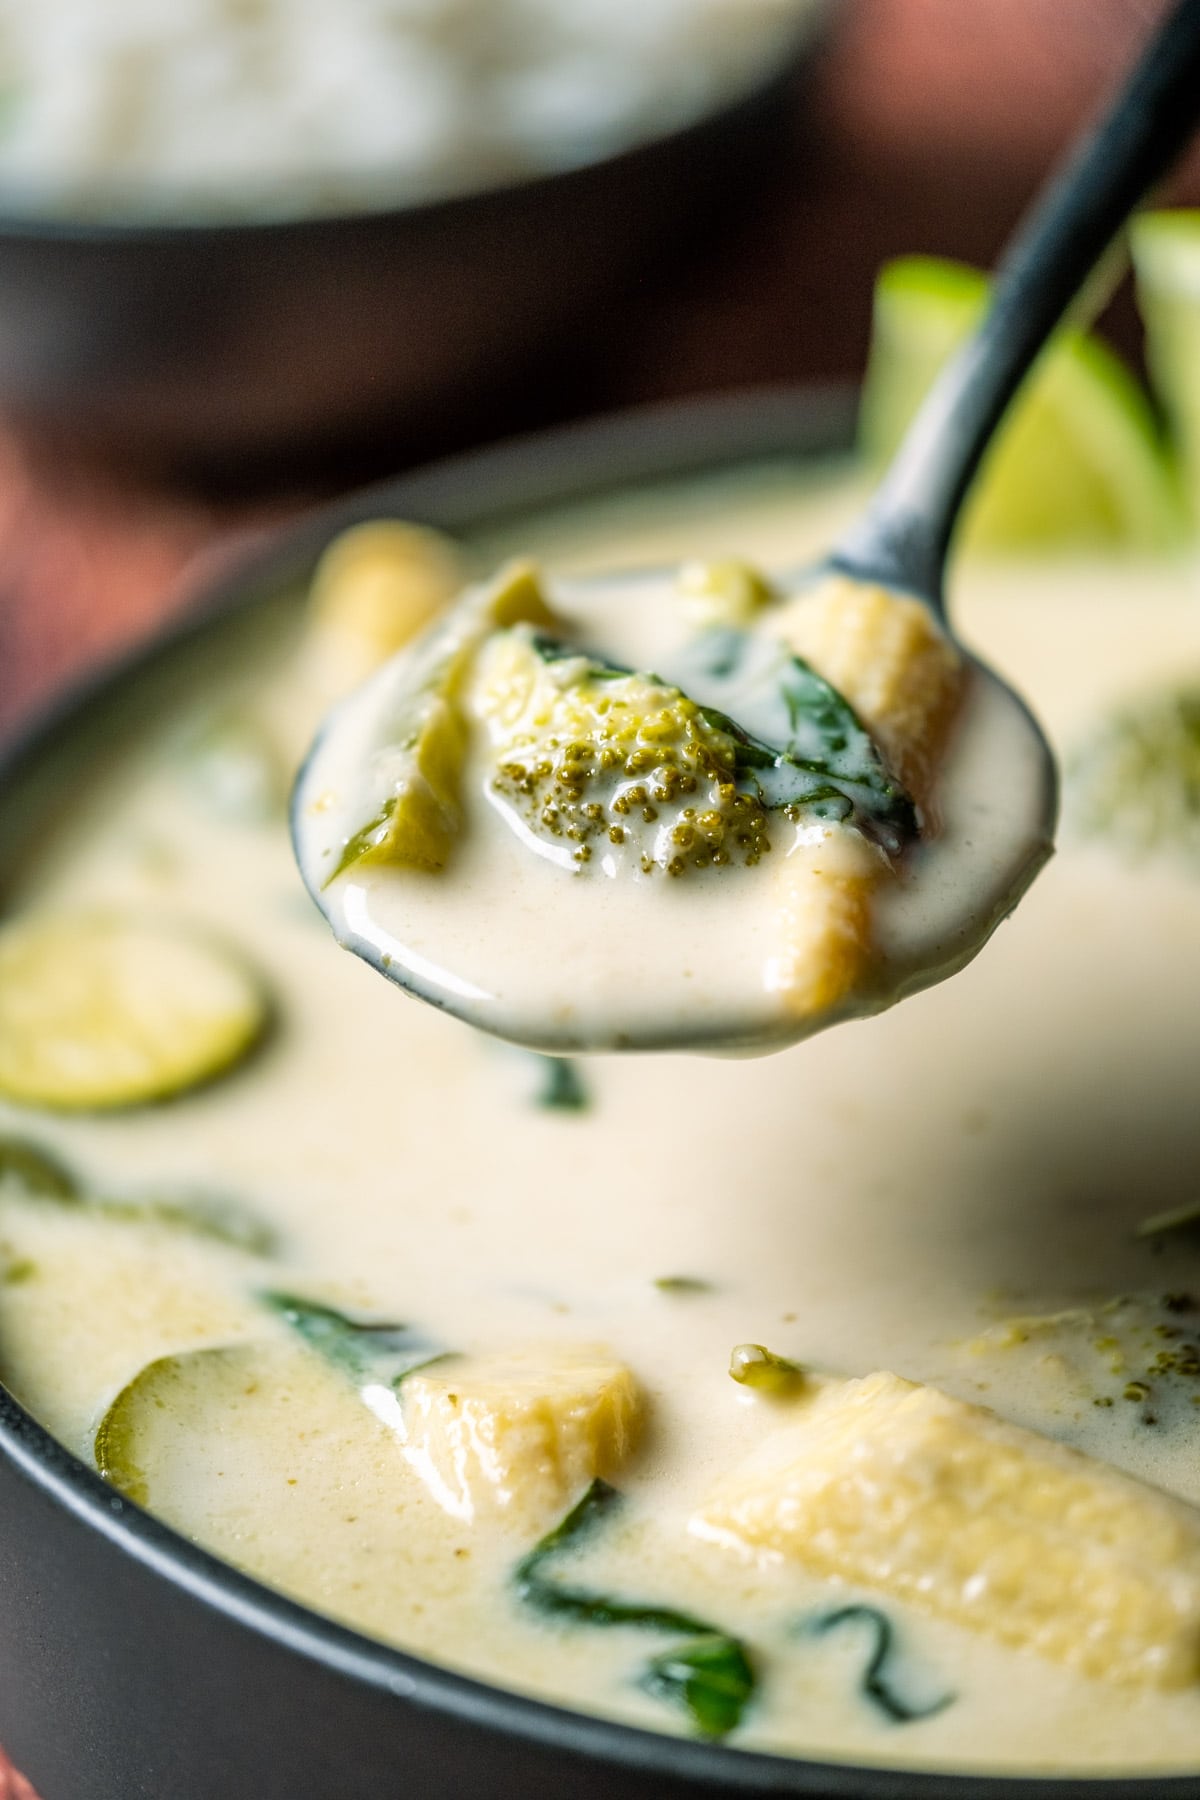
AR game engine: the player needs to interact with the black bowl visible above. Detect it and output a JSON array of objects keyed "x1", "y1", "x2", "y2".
[
  {"x1": 0, "y1": 29, "x2": 822, "y2": 486},
  {"x1": 0, "y1": 389, "x2": 1195, "y2": 1800}
]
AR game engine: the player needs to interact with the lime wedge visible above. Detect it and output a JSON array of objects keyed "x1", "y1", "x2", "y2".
[
  {"x1": 1131, "y1": 211, "x2": 1200, "y2": 525},
  {"x1": 860, "y1": 255, "x2": 1181, "y2": 552}
]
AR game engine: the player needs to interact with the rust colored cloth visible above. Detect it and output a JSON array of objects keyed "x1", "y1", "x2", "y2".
[
  {"x1": 0, "y1": 1749, "x2": 38, "y2": 1799},
  {"x1": 0, "y1": 432, "x2": 279, "y2": 743}
]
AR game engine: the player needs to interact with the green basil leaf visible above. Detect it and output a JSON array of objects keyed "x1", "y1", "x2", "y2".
[
  {"x1": 263, "y1": 1291, "x2": 444, "y2": 1389},
  {"x1": 808, "y1": 1605, "x2": 954, "y2": 1724},
  {"x1": 642, "y1": 1633, "x2": 756, "y2": 1739},
  {"x1": 514, "y1": 1479, "x2": 756, "y2": 1738}
]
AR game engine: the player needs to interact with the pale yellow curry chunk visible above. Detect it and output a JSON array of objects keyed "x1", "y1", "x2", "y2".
[
  {"x1": 401, "y1": 1343, "x2": 643, "y2": 1526},
  {"x1": 304, "y1": 521, "x2": 466, "y2": 701},
  {"x1": 780, "y1": 575, "x2": 963, "y2": 805},
  {"x1": 767, "y1": 576, "x2": 964, "y2": 1020},
  {"x1": 692, "y1": 1370, "x2": 1200, "y2": 1688}
]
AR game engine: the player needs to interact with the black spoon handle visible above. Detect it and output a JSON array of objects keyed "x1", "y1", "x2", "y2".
[{"x1": 831, "y1": 0, "x2": 1200, "y2": 609}]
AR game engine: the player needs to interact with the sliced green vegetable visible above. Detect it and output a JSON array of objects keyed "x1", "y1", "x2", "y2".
[
  {"x1": 328, "y1": 689, "x2": 466, "y2": 882},
  {"x1": 515, "y1": 1481, "x2": 706, "y2": 1630},
  {"x1": 263, "y1": 1291, "x2": 443, "y2": 1389},
  {"x1": 653, "y1": 1276, "x2": 714, "y2": 1296},
  {"x1": 0, "y1": 913, "x2": 270, "y2": 1111},
  {"x1": 0, "y1": 1135, "x2": 80, "y2": 1200},
  {"x1": 1136, "y1": 1201, "x2": 1200, "y2": 1241},
  {"x1": 1067, "y1": 687, "x2": 1200, "y2": 863},
  {"x1": 728, "y1": 1343, "x2": 806, "y2": 1396},
  {"x1": 807, "y1": 1605, "x2": 954, "y2": 1724},
  {"x1": 535, "y1": 1056, "x2": 589, "y2": 1112},
  {"x1": 514, "y1": 1479, "x2": 755, "y2": 1739},
  {"x1": 327, "y1": 561, "x2": 559, "y2": 884},
  {"x1": 0, "y1": 1137, "x2": 277, "y2": 1256},
  {"x1": 95, "y1": 1343, "x2": 263, "y2": 1508},
  {"x1": 99, "y1": 1191, "x2": 278, "y2": 1257},
  {"x1": 861, "y1": 255, "x2": 1180, "y2": 550}
]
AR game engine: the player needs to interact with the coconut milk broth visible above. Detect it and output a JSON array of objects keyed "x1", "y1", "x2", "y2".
[{"x1": 3, "y1": 459, "x2": 1200, "y2": 1771}]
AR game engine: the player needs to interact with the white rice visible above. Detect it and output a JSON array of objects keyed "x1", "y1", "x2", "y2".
[{"x1": 0, "y1": 0, "x2": 821, "y2": 223}]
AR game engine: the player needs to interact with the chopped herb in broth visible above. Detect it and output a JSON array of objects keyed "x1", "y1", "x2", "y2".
[
  {"x1": 515, "y1": 1480, "x2": 756, "y2": 1738},
  {"x1": 641, "y1": 1633, "x2": 756, "y2": 1740},
  {"x1": 535, "y1": 1057, "x2": 589, "y2": 1112},
  {"x1": 806, "y1": 1606, "x2": 954, "y2": 1724}
]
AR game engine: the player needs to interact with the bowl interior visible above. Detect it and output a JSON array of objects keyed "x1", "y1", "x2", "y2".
[{"x1": 0, "y1": 387, "x2": 1195, "y2": 1800}]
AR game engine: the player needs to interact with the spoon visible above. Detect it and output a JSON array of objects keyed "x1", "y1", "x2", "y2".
[{"x1": 294, "y1": 0, "x2": 1200, "y2": 1055}]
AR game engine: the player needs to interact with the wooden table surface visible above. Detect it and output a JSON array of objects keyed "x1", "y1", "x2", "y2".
[{"x1": 2, "y1": 1, "x2": 1200, "y2": 1793}]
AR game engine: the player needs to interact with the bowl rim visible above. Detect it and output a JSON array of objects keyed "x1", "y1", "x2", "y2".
[
  {"x1": 1, "y1": 383, "x2": 1197, "y2": 1799},
  {"x1": 0, "y1": 10, "x2": 823, "y2": 247}
]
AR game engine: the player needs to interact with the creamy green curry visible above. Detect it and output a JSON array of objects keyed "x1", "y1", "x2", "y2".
[{"x1": 2, "y1": 444, "x2": 1200, "y2": 1773}]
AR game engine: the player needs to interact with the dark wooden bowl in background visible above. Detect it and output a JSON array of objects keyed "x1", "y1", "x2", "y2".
[{"x1": 0, "y1": 29, "x2": 822, "y2": 486}]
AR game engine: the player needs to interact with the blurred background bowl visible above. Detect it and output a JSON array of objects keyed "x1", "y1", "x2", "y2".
[{"x1": 0, "y1": 13, "x2": 827, "y2": 487}]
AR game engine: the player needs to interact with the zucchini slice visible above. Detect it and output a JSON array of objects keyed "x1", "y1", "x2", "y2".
[
  {"x1": 0, "y1": 1135, "x2": 80, "y2": 1199},
  {"x1": 0, "y1": 913, "x2": 269, "y2": 1110},
  {"x1": 93, "y1": 1337, "x2": 416, "y2": 1545},
  {"x1": 95, "y1": 1342, "x2": 267, "y2": 1508}
]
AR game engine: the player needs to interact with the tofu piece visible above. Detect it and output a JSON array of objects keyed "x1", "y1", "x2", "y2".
[
  {"x1": 691, "y1": 1370, "x2": 1200, "y2": 1688},
  {"x1": 401, "y1": 1343, "x2": 643, "y2": 1525}
]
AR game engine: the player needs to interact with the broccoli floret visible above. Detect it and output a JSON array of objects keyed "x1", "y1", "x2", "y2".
[
  {"x1": 472, "y1": 628, "x2": 774, "y2": 876},
  {"x1": 1068, "y1": 687, "x2": 1200, "y2": 861}
]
